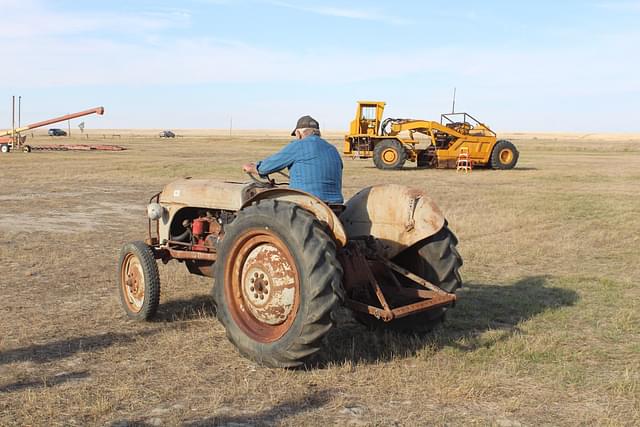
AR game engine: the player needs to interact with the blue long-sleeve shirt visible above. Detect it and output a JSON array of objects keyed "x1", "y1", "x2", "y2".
[{"x1": 256, "y1": 135, "x2": 344, "y2": 204}]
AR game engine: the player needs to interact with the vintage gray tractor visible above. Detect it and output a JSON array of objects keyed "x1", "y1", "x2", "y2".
[{"x1": 117, "y1": 174, "x2": 462, "y2": 367}]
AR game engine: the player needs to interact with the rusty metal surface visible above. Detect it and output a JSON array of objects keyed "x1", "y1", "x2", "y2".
[
  {"x1": 341, "y1": 240, "x2": 456, "y2": 322},
  {"x1": 223, "y1": 229, "x2": 301, "y2": 343},
  {"x1": 345, "y1": 287, "x2": 455, "y2": 322},
  {"x1": 391, "y1": 293, "x2": 456, "y2": 319},
  {"x1": 381, "y1": 258, "x2": 446, "y2": 294},
  {"x1": 345, "y1": 299, "x2": 389, "y2": 320},
  {"x1": 242, "y1": 188, "x2": 348, "y2": 248},
  {"x1": 157, "y1": 181, "x2": 347, "y2": 252},
  {"x1": 160, "y1": 179, "x2": 251, "y2": 211},
  {"x1": 241, "y1": 240, "x2": 297, "y2": 325},
  {"x1": 340, "y1": 184, "x2": 445, "y2": 259},
  {"x1": 120, "y1": 253, "x2": 145, "y2": 313},
  {"x1": 185, "y1": 260, "x2": 215, "y2": 277},
  {"x1": 341, "y1": 242, "x2": 396, "y2": 320},
  {"x1": 378, "y1": 283, "x2": 442, "y2": 300},
  {"x1": 158, "y1": 180, "x2": 253, "y2": 241},
  {"x1": 360, "y1": 250, "x2": 393, "y2": 319},
  {"x1": 166, "y1": 248, "x2": 217, "y2": 262}
]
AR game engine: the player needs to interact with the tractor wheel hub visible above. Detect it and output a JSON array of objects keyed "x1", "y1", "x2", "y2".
[
  {"x1": 241, "y1": 243, "x2": 296, "y2": 325},
  {"x1": 122, "y1": 255, "x2": 145, "y2": 311}
]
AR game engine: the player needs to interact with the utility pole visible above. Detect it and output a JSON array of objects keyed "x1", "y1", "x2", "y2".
[
  {"x1": 67, "y1": 118, "x2": 71, "y2": 137},
  {"x1": 229, "y1": 116, "x2": 233, "y2": 138},
  {"x1": 12, "y1": 96, "x2": 15, "y2": 145},
  {"x1": 17, "y1": 95, "x2": 22, "y2": 149},
  {"x1": 451, "y1": 87, "x2": 457, "y2": 114}
]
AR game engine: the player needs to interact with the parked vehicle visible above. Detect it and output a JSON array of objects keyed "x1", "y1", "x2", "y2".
[
  {"x1": 344, "y1": 101, "x2": 519, "y2": 170},
  {"x1": 48, "y1": 128, "x2": 67, "y2": 136},
  {"x1": 159, "y1": 130, "x2": 176, "y2": 138}
]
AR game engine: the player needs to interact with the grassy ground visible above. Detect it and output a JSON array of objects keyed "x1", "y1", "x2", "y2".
[{"x1": 0, "y1": 131, "x2": 638, "y2": 426}]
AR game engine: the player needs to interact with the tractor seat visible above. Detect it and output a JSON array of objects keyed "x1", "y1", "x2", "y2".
[{"x1": 329, "y1": 204, "x2": 346, "y2": 216}]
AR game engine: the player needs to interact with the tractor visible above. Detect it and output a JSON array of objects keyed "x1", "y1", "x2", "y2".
[
  {"x1": 118, "y1": 173, "x2": 463, "y2": 368},
  {"x1": 344, "y1": 101, "x2": 519, "y2": 170}
]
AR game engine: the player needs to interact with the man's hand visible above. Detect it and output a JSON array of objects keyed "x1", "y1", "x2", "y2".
[{"x1": 242, "y1": 162, "x2": 258, "y2": 174}]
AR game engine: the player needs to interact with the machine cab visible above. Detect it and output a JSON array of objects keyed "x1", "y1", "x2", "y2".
[{"x1": 349, "y1": 101, "x2": 386, "y2": 136}]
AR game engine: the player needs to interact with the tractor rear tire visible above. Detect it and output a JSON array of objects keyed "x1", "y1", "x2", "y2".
[
  {"x1": 117, "y1": 241, "x2": 161, "y2": 321},
  {"x1": 490, "y1": 140, "x2": 519, "y2": 169},
  {"x1": 1, "y1": 144, "x2": 9, "y2": 153},
  {"x1": 373, "y1": 139, "x2": 407, "y2": 170},
  {"x1": 213, "y1": 200, "x2": 343, "y2": 368},
  {"x1": 356, "y1": 224, "x2": 463, "y2": 333}
]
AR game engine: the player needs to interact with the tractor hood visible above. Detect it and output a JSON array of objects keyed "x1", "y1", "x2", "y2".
[
  {"x1": 159, "y1": 179, "x2": 255, "y2": 211},
  {"x1": 340, "y1": 184, "x2": 446, "y2": 259}
]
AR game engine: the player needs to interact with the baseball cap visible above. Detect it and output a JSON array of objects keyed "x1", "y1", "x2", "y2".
[{"x1": 291, "y1": 115, "x2": 319, "y2": 136}]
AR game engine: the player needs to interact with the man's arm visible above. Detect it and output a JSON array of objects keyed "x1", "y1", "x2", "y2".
[{"x1": 255, "y1": 142, "x2": 298, "y2": 177}]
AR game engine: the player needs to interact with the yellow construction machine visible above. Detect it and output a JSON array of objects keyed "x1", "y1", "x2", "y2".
[{"x1": 344, "y1": 101, "x2": 519, "y2": 170}]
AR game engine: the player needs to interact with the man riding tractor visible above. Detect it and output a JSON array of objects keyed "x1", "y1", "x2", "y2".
[
  {"x1": 242, "y1": 115, "x2": 343, "y2": 206},
  {"x1": 117, "y1": 115, "x2": 463, "y2": 368}
]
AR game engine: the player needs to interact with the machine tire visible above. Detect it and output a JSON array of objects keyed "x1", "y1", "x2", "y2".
[
  {"x1": 490, "y1": 140, "x2": 519, "y2": 169},
  {"x1": 213, "y1": 200, "x2": 343, "y2": 368},
  {"x1": 0, "y1": 144, "x2": 9, "y2": 153},
  {"x1": 117, "y1": 241, "x2": 161, "y2": 321},
  {"x1": 373, "y1": 139, "x2": 407, "y2": 170},
  {"x1": 23, "y1": 145, "x2": 32, "y2": 153},
  {"x1": 355, "y1": 224, "x2": 463, "y2": 333}
]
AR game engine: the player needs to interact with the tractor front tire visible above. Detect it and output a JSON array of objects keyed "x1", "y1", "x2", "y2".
[
  {"x1": 213, "y1": 200, "x2": 343, "y2": 368},
  {"x1": 373, "y1": 139, "x2": 407, "y2": 170},
  {"x1": 357, "y1": 224, "x2": 463, "y2": 333},
  {"x1": 490, "y1": 140, "x2": 519, "y2": 169},
  {"x1": 117, "y1": 241, "x2": 161, "y2": 321},
  {"x1": 0, "y1": 144, "x2": 9, "y2": 153}
]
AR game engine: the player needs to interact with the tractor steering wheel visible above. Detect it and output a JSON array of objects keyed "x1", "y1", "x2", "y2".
[{"x1": 246, "y1": 172, "x2": 275, "y2": 188}]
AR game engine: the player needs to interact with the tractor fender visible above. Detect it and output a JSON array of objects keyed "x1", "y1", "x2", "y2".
[
  {"x1": 339, "y1": 184, "x2": 445, "y2": 259},
  {"x1": 242, "y1": 188, "x2": 348, "y2": 248}
]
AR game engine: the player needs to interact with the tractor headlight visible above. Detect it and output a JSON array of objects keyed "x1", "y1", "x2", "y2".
[{"x1": 147, "y1": 203, "x2": 164, "y2": 220}]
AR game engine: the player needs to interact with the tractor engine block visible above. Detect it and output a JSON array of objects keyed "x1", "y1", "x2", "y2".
[
  {"x1": 170, "y1": 210, "x2": 225, "y2": 253},
  {"x1": 190, "y1": 215, "x2": 222, "y2": 252}
]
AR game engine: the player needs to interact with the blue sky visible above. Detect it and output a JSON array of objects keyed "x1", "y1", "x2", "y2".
[{"x1": 0, "y1": 0, "x2": 638, "y2": 131}]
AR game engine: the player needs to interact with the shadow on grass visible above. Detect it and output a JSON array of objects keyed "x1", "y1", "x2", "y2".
[
  {"x1": 0, "y1": 330, "x2": 159, "y2": 365},
  {"x1": 185, "y1": 389, "x2": 332, "y2": 427},
  {"x1": 108, "y1": 389, "x2": 332, "y2": 427},
  {"x1": 0, "y1": 371, "x2": 90, "y2": 393},
  {"x1": 317, "y1": 275, "x2": 578, "y2": 367},
  {"x1": 154, "y1": 295, "x2": 217, "y2": 322}
]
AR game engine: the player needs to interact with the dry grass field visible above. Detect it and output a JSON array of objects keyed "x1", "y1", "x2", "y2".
[{"x1": 0, "y1": 130, "x2": 638, "y2": 426}]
